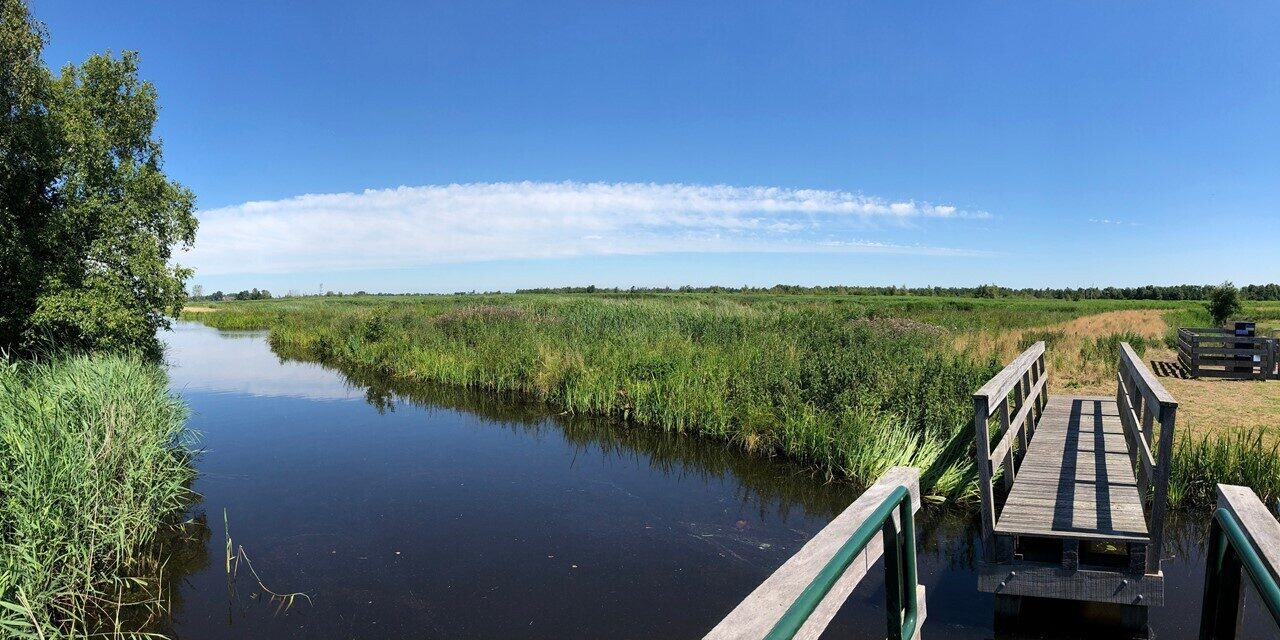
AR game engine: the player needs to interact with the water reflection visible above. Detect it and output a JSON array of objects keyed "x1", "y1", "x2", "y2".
[{"x1": 165, "y1": 324, "x2": 361, "y2": 401}]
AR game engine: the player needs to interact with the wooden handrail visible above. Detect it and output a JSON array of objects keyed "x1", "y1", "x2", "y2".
[
  {"x1": 705, "y1": 467, "x2": 925, "y2": 640},
  {"x1": 973, "y1": 342, "x2": 1048, "y2": 547},
  {"x1": 974, "y1": 341, "x2": 1045, "y2": 405},
  {"x1": 1115, "y1": 342, "x2": 1177, "y2": 573},
  {"x1": 1199, "y1": 484, "x2": 1280, "y2": 639},
  {"x1": 988, "y1": 373, "x2": 1047, "y2": 469}
]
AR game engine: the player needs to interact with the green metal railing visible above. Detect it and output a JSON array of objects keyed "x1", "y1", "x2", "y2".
[
  {"x1": 764, "y1": 484, "x2": 919, "y2": 640},
  {"x1": 1199, "y1": 506, "x2": 1280, "y2": 639}
]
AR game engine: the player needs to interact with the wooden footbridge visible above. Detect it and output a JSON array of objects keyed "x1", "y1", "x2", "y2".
[
  {"x1": 707, "y1": 341, "x2": 1280, "y2": 639},
  {"x1": 973, "y1": 341, "x2": 1174, "y2": 625}
]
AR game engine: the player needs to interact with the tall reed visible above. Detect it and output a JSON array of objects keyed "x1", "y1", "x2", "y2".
[
  {"x1": 0, "y1": 356, "x2": 196, "y2": 638},
  {"x1": 189, "y1": 295, "x2": 998, "y2": 501},
  {"x1": 1169, "y1": 428, "x2": 1280, "y2": 508}
]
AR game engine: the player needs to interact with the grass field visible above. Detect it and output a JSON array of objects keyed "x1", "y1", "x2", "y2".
[
  {"x1": 183, "y1": 293, "x2": 1280, "y2": 506},
  {"x1": 0, "y1": 356, "x2": 197, "y2": 638}
]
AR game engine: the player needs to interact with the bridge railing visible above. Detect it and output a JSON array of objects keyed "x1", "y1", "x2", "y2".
[
  {"x1": 1199, "y1": 484, "x2": 1280, "y2": 639},
  {"x1": 705, "y1": 467, "x2": 924, "y2": 640},
  {"x1": 1115, "y1": 342, "x2": 1178, "y2": 573},
  {"x1": 972, "y1": 341, "x2": 1048, "y2": 547}
]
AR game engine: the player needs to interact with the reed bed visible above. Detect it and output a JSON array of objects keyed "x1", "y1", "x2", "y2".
[
  {"x1": 186, "y1": 293, "x2": 1278, "y2": 507},
  {"x1": 1169, "y1": 428, "x2": 1280, "y2": 508},
  {"x1": 0, "y1": 356, "x2": 197, "y2": 638},
  {"x1": 190, "y1": 295, "x2": 1008, "y2": 501}
]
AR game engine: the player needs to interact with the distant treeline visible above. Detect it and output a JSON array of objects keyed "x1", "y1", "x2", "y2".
[
  {"x1": 515, "y1": 283, "x2": 1280, "y2": 301},
  {"x1": 191, "y1": 288, "x2": 273, "y2": 301}
]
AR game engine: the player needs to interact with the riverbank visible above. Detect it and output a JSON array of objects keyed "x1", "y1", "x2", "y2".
[
  {"x1": 180, "y1": 293, "x2": 1280, "y2": 507},
  {"x1": 0, "y1": 356, "x2": 197, "y2": 637}
]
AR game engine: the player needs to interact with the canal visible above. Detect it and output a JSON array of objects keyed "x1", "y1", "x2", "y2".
[{"x1": 158, "y1": 321, "x2": 1270, "y2": 638}]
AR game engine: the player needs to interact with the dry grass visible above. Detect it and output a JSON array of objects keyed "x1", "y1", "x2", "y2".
[
  {"x1": 953, "y1": 309, "x2": 1169, "y2": 394},
  {"x1": 1146, "y1": 346, "x2": 1280, "y2": 441},
  {"x1": 957, "y1": 308, "x2": 1280, "y2": 441},
  {"x1": 181, "y1": 306, "x2": 217, "y2": 313}
]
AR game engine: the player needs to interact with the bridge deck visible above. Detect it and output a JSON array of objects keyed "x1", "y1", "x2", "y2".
[{"x1": 995, "y1": 396, "x2": 1150, "y2": 544}]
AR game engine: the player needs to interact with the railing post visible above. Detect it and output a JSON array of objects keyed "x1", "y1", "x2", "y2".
[
  {"x1": 1014, "y1": 371, "x2": 1028, "y2": 457},
  {"x1": 999, "y1": 398, "x2": 1015, "y2": 491},
  {"x1": 1148, "y1": 402, "x2": 1175, "y2": 574},
  {"x1": 1029, "y1": 353, "x2": 1039, "y2": 432},
  {"x1": 1187, "y1": 335, "x2": 1198, "y2": 378},
  {"x1": 1200, "y1": 516, "x2": 1245, "y2": 640},
  {"x1": 973, "y1": 395, "x2": 996, "y2": 561},
  {"x1": 884, "y1": 509, "x2": 904, "y2": 639}
]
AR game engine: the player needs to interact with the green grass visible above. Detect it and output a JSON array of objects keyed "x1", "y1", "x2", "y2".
[
  {"x1": 1170, "y1": 428, "x2": 1280, "y2": 508},
  {"x1": 0, "y1": 355, "x2": 197, "y2": 638},
  {"x1": 186, "y1": 294, "x2": 1191, "y2": 502},
  {"x1": 185, "y1": 292, "x2": 1278, "y2": 508}
]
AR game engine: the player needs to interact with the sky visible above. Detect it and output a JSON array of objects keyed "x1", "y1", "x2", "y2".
[{"x1": 31, "y1": 1, "x2": 1280, "y2": 294}]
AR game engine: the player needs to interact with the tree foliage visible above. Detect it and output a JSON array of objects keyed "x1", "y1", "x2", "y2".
[
  {"x1": 0, "y1": 0, "x2": 195, "y2": 357},
  {"x1": 1206, "y1": 281, "x2": 1242, "y2": 326}
]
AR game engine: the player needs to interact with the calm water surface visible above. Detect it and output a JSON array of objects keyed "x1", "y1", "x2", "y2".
[{"x1": 159, "y1": 322, "x2": 1271, "y2": 639}]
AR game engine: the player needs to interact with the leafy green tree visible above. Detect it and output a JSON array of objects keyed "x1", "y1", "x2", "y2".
[
  {"x1": 0, "y1": 1, "x2": 196, "y2": 358},
  {"x1": 0, "y1": 0, "x2": 58, "y2": 352},
  {"x1": 1207, "y1": 281, "x2": 1242, "y2": 326}
]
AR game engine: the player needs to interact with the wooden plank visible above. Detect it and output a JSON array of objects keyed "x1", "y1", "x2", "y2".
[
  {"x1": 994, "y1": 397, "x2": 1151, "y2": 544},
  {"x1": 1193, "y1": 336, "x2": 1273, "y2": 346},
  {"x1": 1119, "y1": 343, "x2": 1176, "y2": 414},
  {"x1": 1190, "y1": 370, "x2": 1260, "y2": 380},
  {"x1": 1184, "y1": 327, "x2": 1234, "y2": 336},
  {"x1": 978, "y1": 564, "x2": 1164, "y2": 605},
  {"x1": 705, "y1": 467, "x2": 922, "y2": 640},
  {"x1": 975, "y1": 342, "x2": 1045, "y2": 406},
  {"x1": 1186, "y1": 347, "x2": 1268, "y2": 357},
  {"x1": 1215, "y1": 484, "x2": 1280, "y2": 590}
]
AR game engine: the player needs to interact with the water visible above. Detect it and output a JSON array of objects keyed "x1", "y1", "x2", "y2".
[{"x1": 158, "y1": 322, "x2": 1272, "y2": 638}]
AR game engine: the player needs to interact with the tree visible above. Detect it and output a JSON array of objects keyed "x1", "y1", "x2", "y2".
[
  {"x1": 0, "y1": 1, "x2": 196, "y2": 358},
  {"x1": 0, "y1": 0, "x2": 58, "y2": 352},
  {"x1": 191, "y1": 284, "x2": 203, "y2": 300},
  {"x1": 1206, "y1": 281, "x2": 1242, "y2": 326}
]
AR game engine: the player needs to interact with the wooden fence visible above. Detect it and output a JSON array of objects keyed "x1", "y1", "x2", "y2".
[{"x1": 1177, "y1": 328, "x2": 1278, "y2": 380}]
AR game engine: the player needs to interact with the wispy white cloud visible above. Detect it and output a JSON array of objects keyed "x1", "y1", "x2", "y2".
[
  {"x1": 184, "y1": 181, "x2": 991, "y2": 275},
  {"x1": 1089, "y1": 217, "x2": 1142, "y2": 227}
]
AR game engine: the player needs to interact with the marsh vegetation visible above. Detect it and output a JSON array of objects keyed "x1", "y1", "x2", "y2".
[
  {"x1": 184, "y1": 293, "x2": 1280, "y2": 507},
  {"x1": 0, "y1": 356, "x2": 197, "y2": 637}
]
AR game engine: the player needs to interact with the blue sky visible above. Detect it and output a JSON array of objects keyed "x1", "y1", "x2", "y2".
[{"x1": 33, "y1": 1, "x2": 1280, "y2": 293}]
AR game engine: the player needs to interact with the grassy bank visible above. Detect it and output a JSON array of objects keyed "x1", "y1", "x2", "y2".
[
  {"x1": 184, "y1": 294, "x2": 1200, "y2": 503},
  {"x1": 0, "y1": 356, "x2": 196, "y2": 638},
  {"x1": 186, "y1": 293, "x2": 1280, "y2": 508}
]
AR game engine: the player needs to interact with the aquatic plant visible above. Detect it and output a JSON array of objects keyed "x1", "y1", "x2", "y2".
[
  {"x1": 0, "y1": 355, "x2": 197, "y2": 637},
  {"x1": 1169, "y1": 428, "x2": 1280, "y2": 508},
  {"x1": 186, "y1": 295, "x2": 1021, "y2": 502},
  {"x1": 185, "y1": 293, "x2": 1280, "y2": 507}
]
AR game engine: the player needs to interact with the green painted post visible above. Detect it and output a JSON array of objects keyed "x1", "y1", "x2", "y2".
[{"x1": 1199, "y1": 507, "x2": 1280, "y2": 639}]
